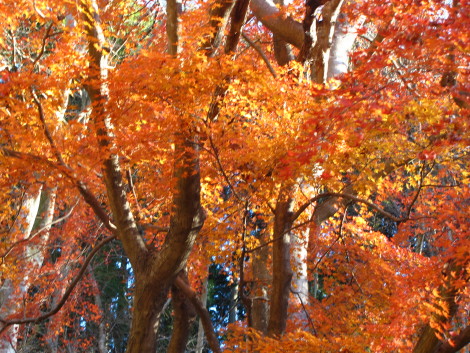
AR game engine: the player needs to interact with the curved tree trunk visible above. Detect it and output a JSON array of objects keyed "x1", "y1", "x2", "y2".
[{"x1": 80, "y1": 1, "x2": 205, "y2": 352}]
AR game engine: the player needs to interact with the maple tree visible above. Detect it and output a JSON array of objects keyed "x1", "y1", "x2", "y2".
[{"x1": 0, "y1": 0, "x2": 469, "y2": 352}]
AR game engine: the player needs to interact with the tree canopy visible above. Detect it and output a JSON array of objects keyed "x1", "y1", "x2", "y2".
[{"x1": 0, "y1": 0, "x2": 468, "y2": 352}]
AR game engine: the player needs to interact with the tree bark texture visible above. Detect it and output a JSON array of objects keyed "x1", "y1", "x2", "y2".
[
  {"x1": 302, "y1": 0, "x2": 344, "y2": 83},
  {"x1": 168, "y1": 272, "x2": 196, "y2": 353},
  {"x1": 272, "y1": 0, "x2": 294, "y2": 66},
  {"x1": 251, "y1": 231, "x2": 271, "y2": 334},
  {"x1": 125, "y1": 278, "x2": 170, "y2": 353},
  {"x1": 267, "y1": 186, "x2": 296, "y2": 337},
  {"x1": 413, "y1": 260, "x2": 469, "y2": 353},
  {"x1": 195, "y1": 274, "x2": 209, "y2": 353},
  {"x1": 81, "y1": 1, "x2": 205, "y2": 352}
]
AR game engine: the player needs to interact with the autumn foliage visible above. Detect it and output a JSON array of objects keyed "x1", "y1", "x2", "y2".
[{"x1": 0, "y1": 0, "x2": 469, "y2": 352}]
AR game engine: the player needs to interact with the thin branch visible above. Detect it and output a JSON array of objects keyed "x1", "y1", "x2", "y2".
[
  {"x1": 31, "y1": 88, "x2": 66, "y2": 165},
  {"x1": 405, "y1": 161, "x2": 434, "y2": 219},
  {"x1": 293, "y1": 192, "x2": 410, "y2": 223},
  {"x1": 242, "y1": 32, "x2": 277, "y2": 78},
  {"x1": 207, "y1": 133, "x2": 247, "y2": 203},
  {"x1": 238, "y1": 204, "x2": 252, "y2": 321},
  {"x1": 311, "y1": 207, "x2": 347, "y2": 273},
  {"x1": 290, "y1": 289, "x2": 317, "y2": 335},
  {"x1": 174, "y1": 275, "x2": 221, "y2": 353},
  {"x1": 0, "y1": 200, "x2": 78, "y2": 263},
  {"x1": 0, "y1": 234, "x2": 117, "y2": 334},
  {"x1": 1, "y1": 148, "x2": 116, "y2": 233},
  {"x1": 31, "y1": 23, "x2": 53, "y2": 68},
  {"x1": 30, "y1": 88, "x2": 117, "y2": 234},
  {"x1": 421, "y1": 184, "x2": 461, "y2": 188},
  {"x1": 126, "y1": 168, "x2": 142, "y2": 213},
  {"x1": 245, "y1": 236, "x2": 276, "y2": 254}
]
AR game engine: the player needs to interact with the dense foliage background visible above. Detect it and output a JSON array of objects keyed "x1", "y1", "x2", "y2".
[{"x1": 0, "y1": 0, "x2": 468, "y2": 352}]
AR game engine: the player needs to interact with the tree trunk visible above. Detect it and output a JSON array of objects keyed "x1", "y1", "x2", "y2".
[
  {"x1": 413, "y1": 260, "x2": 469, "y2": 353},
  {"x1": 307, "y1": 0, "x2": 344, "y2": 83},
  {"x1": 125, "y1": 278, "x2": 170, "y2": 353},
  {"x1": 272, "y1": 0, "x2": 294, "y2": 66},
  {"x1": 27, "y1": 188, "x2": 56, "y2": 267},
  {"x1": 290, "y1": 227, "x2": 310, "y2": 323},
  {"x1": 251, "y1": 232, "x2": 271, "y2": 334},
  {"x1": 79, "y1": 2, "x2": 205, "y2": 352},
  {"x1": 195, "y1": 274, "x2": 209, "y2": 353},
  {"x1": 168, "y1": 272, "x2": 196, "y2": 353},
  {"x1": 327, "y1": 13, "x2": 365, "y2": 78},
  {"x1": 267, "y1": 186, "x2": 295, "y2": 337}
]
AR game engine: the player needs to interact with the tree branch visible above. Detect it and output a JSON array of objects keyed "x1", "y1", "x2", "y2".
[
  {"x1": 31, "y1": 23, "x2": 53, "y2": 67},
  {"x1": 1, "y1": 147, "x2": 116, "y2": 233},
  {"x1": 293, "y1": 192, "x2": 408, "y2": 223},
  {"x1": 174, "y1": 275, "x2": 222, "y2": 353},
  {"x1": 31, "y1": 88, "x2": 66, "y2": 165},
  {"x1": 0, "y1": 234, "x2": 117, "y2": 334},
  {"x1": 250, "y1": 0, "x2": 304, "y2": 48},
  {"x1": 0, "y1": 200, "x2": 78, "y2": 263},
  {"x1": 436, "y1": 326, "x2": 470, "y2": 353},
  {"x1": 81, "y1": 0, "x2": 148, "y2": 265},
  {"x1": 242, "y1": 32, "x2": 277, "y2": 77}
]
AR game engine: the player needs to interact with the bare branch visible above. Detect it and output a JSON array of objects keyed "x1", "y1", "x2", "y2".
[
  {"x1": 31, "y1": 88, "x2": 66, "y2": 166},
  {"x1": 207, "y1": 133, "x2": 247, "y2": 203},
  {"x1": 31, "y1": 23, "x2": 53, "y2": 68},
  {"x1": 405, "y1": 161, "x2": 434, "y2": 219},
  {"x1": 290, "y1": 290, "x2": 317, "y2": 335},
  {"x1": 311, "y1": 207, "x2": 347, "y2": 272}
]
